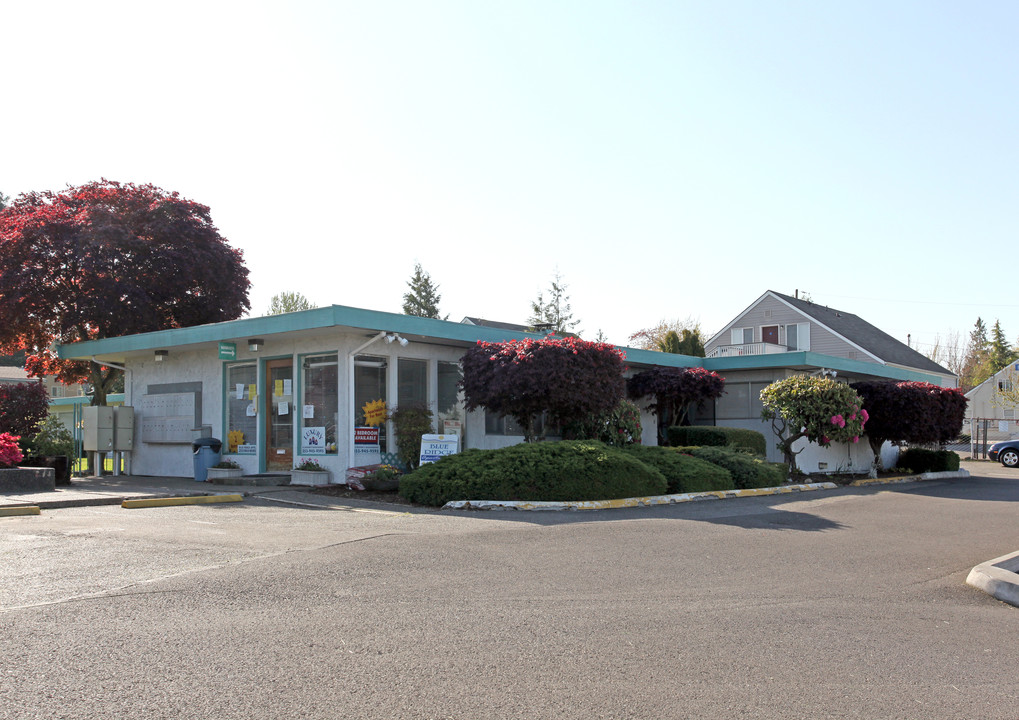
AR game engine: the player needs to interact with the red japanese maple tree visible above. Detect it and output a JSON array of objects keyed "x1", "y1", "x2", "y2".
[
  {"x1": 0, "y1": 180, "x2": 250, "y2": 404},
  {"x1": 461, "y1": 336, "x2": 626, "y2": 441},
  {"x1": 626, "y1": 366, "x2": 725, "y2": 443}
]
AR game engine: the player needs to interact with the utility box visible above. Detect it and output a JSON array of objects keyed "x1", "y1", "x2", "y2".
[
  {"x1": 83, "y1": 406, "x2": 114, "y2": 452},
  {"x1": 114, "y1": 406, "x2": 135, "y2": 451}
]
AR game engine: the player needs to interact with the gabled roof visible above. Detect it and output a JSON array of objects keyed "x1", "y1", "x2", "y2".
[
  {"x1": 460, "y1": 316, "x2": 530, "y2": 332},
  {"x1": 767, "y1": 291, "x2": 953, "y2": 377}
]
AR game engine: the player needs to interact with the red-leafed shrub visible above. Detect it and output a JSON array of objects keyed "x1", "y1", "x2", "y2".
[
  {"x1": 461, "y1": 336, "x2": 626, "y2": 441},
  {"x1": 851, "y1": 381, "x2": 968, "y2": 467},
  {"x1": 0, "y1": 380, "x2": 49, "y2": 440},
  {"x1": 626, "y1": 366, "x2": 725, "y2": 443}
]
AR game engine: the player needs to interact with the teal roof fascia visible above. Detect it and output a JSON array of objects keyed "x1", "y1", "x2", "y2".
[
  {"x1": 56, "y1": 305, "x2": 553, "y2": 360},
  {"x1": 702, "y1": 351, "x2": 949, "y2": 384}
]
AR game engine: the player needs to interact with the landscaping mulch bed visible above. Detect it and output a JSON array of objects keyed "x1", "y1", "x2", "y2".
[{"x1": 311, "y1": 485, "x2": 415, "y2": 506}]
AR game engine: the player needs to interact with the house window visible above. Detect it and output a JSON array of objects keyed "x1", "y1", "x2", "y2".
[
  {"x1": 485, "y1": 411, "x2": 553, "y2": 437},
  {"x1": 300, "y1": 354, "x2": 338, "y2": 454},
  {"x1": 1004, "y1": 409, "x2": 1015, "y2": 420},
  {"x1": 731, "y1": 327, "x2": 754, "y2": 345},
  {"x1": 225, "y1": 362, "x2": 257, "y2": 454},
  {"x1": 999, "y1": 380, "x2": 1013, "y2": 392},
  {"x1": 785, "y1": 323, "x2": 810, "y2": 351}
]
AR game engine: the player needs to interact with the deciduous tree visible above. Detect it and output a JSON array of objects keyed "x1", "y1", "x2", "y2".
[
  {"x1": 0, "y1": 180, "x2": 250, "y2": 405},
  {"x1": 628, "y1": 317, "x2": 704, "y2": 356},
  {"x1": 267, "y1": 291, "x2": 316, "y2": 315},
  {"x1": 461, "y1": 336, "x2": 625, "y2": 441},
  {"x1": 851, "y1": 381, "x2": 968, "y2": 471},
  {"x1": 626, "y1": 366, "x2": 724, "y2": 444},
  {"x1": 760, "y1": 375, "x2": 867, "y2": 470},
  {"x1": 0, "y1": 380, "x2": 49, "y2": 441}
]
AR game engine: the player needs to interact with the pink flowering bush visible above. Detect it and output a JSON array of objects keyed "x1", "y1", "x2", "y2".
[
  {"x1": 0, "y1": 433, "x2": 24, "y2": 468},
  {"x1": 760, "y1": 376, "x2": 867, "y2": 470}
]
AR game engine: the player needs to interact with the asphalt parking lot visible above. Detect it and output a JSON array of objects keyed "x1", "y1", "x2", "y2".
[{"x1": 2, "y1": 461, "x2": 1019, "y2": 719}]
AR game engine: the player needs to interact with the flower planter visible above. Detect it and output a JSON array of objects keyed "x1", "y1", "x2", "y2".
[
  {"x1": 21, "y1": 456, "x2": 71, "y2": 486},
  {"x1": 0, "y1": 466, "x2": 55, "y2": 493},
  {"x1": 290, "y1": 469, "x2": 331, "y2": 486},
  {"x1": 206, "y1": 467, "x2": 244, "y2": 481}
]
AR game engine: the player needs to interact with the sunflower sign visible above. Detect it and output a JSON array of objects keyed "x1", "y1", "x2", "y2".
[{"x1": 362, "y1": 399, "x2": 387, "y2": 427}]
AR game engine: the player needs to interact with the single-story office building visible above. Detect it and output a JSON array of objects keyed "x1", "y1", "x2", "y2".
[{"x1": 57, "y1": 304, "x2": 956, "y2": 478}]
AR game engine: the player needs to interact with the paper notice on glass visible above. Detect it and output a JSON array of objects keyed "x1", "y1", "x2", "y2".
[
  {"x1": 236, "y1": 384, "x2": 244, "y2": 400},
  {"x1": 283, "y1": 379, "x2": 293, "y2": 396},
  {"x1": 303, "y1": 404, "x2": 315, "y2": 419},
  {"x1": 278, "y1": 401, "x2": 289, "y2": 416},
  {"x1": 246, "y1": 404, "x2": 256, "y2": 417},
  {"x1": 248, "y1": 384, "x2": 256, "y2": 399},
  {"x1": 274, "y1": 380, "x2": 283, "y2": 397}
]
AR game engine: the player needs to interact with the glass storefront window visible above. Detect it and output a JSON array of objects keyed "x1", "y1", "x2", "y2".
[
  {"x1": 225, "y1": 363, "x2": 257, "y2": 454},
  {"x1": 398, "y1": 358, "x2": 428, "y2": 409},
  {"x1": 301, "y1": 353, "x2": 338, "y2": 454},
  {"x1": 354, "y1": 355, "x2": 387, "y2": 454},
  {"x1": 438, "y1": 361, "x2": 465, "y2": 438}
]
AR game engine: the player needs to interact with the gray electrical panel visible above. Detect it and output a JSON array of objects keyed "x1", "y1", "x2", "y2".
[
  {"x1": 113, "y1": 406, "x2": 135, "y2": 450},
  {"x1": 83, "y1": 406, "x2": 114, "y2": 452}
]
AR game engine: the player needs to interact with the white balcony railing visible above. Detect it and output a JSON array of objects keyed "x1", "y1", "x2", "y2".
[{"x1": 707, "y1": 342, "x2": 791, "y2": 359}]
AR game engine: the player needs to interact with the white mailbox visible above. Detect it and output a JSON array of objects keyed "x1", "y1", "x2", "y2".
[
  {"x1": 83, "y1": 406, "x2": 114, "y2": 452},
  {"x1": 114, "y1": 406, "x2": 135, "y2": 450}
]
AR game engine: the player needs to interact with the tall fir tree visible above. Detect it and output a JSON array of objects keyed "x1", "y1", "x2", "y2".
[
  {"x1": 528, "y1": 271, "x2": 580, "y2": 335},
  {"x1": 989, "y1": 319, "x2": 1016, "y2": 374},
  {"x1": 960, "y1": 317, "x2": 992, "y2": 391},
  {"x1": 402, "y1": 263, "x2": 446, "y2": 319}
]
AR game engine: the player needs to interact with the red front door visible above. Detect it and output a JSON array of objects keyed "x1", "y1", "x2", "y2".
[{"x1": 762, "y1": 326, "x2": 778, "y2": 344}]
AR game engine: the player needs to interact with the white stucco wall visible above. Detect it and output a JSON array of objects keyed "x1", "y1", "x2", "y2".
[{"x1": 121, "y1": 330, "x2": 470, "y2": 478}]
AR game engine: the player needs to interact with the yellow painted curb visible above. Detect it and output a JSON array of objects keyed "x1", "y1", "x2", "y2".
[
  {"x1": 122, "y1": 494, "x2": 244, "y2": 509},
  {"x1": 0, "y1": 506, "x2": 41, "y2": 517},
  {"x1": 850, "y1": 476, "x2": 912, "y2": 487}
]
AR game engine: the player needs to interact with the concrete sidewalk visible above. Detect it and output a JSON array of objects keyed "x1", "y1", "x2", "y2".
[{"x1": 0, "y1": 474, "x2": 298, "y2": 510}]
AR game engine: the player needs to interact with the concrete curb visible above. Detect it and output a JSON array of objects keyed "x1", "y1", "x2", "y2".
[
  {"x1": 850, "y1": 469, "x2": 970, "y2": 487},
  {"x1": 966, "y1": 550, "x2": 1019, "y2": 607},
  {"x1": 0, "y1": 505, "x2": 41, "y2": 517},
  {"x1": 442, "y1": 482, "x2": 839, "y2": 512},
  {"x1": 121, "y1": 494, "x2": 244, "y2": 509}
]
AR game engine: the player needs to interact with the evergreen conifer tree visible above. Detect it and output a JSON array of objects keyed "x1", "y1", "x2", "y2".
[{"x1": 402, "y1": 264, "x2": 446, "y2": 319}]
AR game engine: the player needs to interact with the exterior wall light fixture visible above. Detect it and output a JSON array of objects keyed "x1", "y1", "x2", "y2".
[
  {"x1": 154, "y1": 350, "x2": 169, "y2": 362},
  {"x1": 248, "y1": 339, "x2": 264, "y2": 352},
  {"x1": 385, "y1": 333, "x2": 409, "y2": 346}
]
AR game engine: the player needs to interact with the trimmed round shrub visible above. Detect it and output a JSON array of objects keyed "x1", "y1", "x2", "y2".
[
  {"x1": 897, "y1": 448, "x2": 960, "y2": 474},
  {"x1": 621, "y1": 445, "x2": 733, "y2": 493},
  {"x1": 688, "y1": 446, "x2": 786, "y2": 489},
  {"x1": 399, "y1": 440, "x2": 667, "y2": 507},
  {"x1": 667, "y1": 426, "x2": 768, "y2": 455}
]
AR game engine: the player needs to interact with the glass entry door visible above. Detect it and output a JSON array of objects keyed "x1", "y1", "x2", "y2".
[{"x1": 265, "y1": 358, "x2": 294, "y2": 471}]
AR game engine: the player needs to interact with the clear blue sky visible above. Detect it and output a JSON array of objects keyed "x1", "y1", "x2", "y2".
[{"x1": 4, "y1": 1, "x2": 1017, "y2": 356}]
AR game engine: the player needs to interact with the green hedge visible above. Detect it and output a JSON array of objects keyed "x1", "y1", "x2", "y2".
[
  {"x1": 399, "y1": 441, "x2": 668, "y2": 507},
  {"x1": 666, "y1": 426, "x2": 768, "y2": 455},
  {"x1": 897, "y1": 448, "x2": 960, "y2": 474},
  {"x1": 687, "y1": 446, "x2": 786, "y2": 489},
  {"x1": 621, "y1": 445, "x2": 734, "y2": 493}
]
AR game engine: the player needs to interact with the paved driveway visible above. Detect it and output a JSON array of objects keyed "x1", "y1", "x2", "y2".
[{"x1": 2, "y1": 463, "x2": 1018, "y2": 719}]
